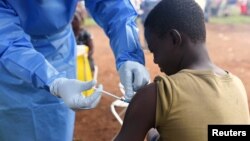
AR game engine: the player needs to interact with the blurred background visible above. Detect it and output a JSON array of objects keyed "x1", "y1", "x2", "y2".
[{"x1": 73, "y1": 0, "x2": 250, "y2": 140}]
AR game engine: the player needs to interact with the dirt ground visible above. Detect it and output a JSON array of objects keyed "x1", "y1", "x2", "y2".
[{"x1": 73, "y1": 23, "x2": 250, "y2": 141}]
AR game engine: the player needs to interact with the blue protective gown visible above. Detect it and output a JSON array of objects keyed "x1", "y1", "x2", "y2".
[{"x1": 0, "y1": 0, "x2": 145, "y2": 140}]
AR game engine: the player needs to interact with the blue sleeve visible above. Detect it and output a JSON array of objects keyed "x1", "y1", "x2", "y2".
[
  {"x1": 0, "y1": 1, "x2": 63, "y2": 91},
  {"x1": 85, "y1": 0, "x2": 145, "y2": 69}
]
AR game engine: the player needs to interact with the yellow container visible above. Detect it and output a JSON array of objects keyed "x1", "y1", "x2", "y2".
[{"x1": 77, "y1": 45, "x2": 94, "y2": 96}]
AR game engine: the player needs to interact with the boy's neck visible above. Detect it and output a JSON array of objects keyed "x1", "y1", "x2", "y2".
[
  {"x1": 179, "y1": 42, "x2": 227, "y2": 76},
  {"x1": 180, "y1": 42, "x2": 212, "y2": 70}
]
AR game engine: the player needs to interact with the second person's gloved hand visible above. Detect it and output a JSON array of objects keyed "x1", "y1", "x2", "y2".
[
  {"x1": 49, "y1": 78, "x2": 103, "y2": 110},
  {"x1": 118, "y1": 61, "x2": 150, "y2": 102}
]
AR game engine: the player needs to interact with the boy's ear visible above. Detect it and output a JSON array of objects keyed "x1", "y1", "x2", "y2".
[{"x1": 170, "y1": 29, "x2": 182, "y2": 47}]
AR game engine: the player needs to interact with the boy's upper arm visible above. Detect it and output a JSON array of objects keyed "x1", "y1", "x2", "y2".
[{"x1": 114, "y1": 83, "x2": 157, "y2": 141}]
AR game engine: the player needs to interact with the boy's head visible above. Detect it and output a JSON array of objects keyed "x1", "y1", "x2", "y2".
[{"x1": 144, "y1": 0, "x2": 206, "y2": 75}]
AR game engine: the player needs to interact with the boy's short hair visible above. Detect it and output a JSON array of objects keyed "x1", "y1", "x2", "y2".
[{"x1": 144, "y1": 0, "x2": 206, "y2": 43}]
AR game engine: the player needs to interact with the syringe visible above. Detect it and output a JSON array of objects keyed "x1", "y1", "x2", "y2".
[{"x1": 93, "y1": 87, "x2": 126, "y2": 102}]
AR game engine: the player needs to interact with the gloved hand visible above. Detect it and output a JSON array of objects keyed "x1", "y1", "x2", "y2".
[
  {"x1": 118, "y1": 61, "x2": 150, "y2": 102},
  {"x1": 49, "y1": 78, "x2": 103, "y2": 110}
]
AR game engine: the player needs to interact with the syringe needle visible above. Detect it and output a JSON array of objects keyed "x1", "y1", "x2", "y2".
[{"x1": 93, "y1": 87, "x2": 122, "y2": 100}]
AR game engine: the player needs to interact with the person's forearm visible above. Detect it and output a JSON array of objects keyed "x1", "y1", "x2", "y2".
[{"x1": 87, "y1": 39, "x2": 94, "y2": 57}]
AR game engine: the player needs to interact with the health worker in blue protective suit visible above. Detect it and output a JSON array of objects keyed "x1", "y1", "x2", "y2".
[
  {"x1": 0, "y1": 0, "x2": 149, "y2": 140},
  {"x1": 0, "y1": 0, "x2": 103, "y2": 141},
  {"x1": 85, "y1": 0, "x2": 150, "y2": 101}
]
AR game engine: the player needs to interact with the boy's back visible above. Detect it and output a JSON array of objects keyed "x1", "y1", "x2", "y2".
[{"x1": 155, "y1": 69, "x2": 250, "y2": 141}]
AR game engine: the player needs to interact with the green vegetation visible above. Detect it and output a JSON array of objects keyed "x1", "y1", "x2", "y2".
[
  {"x1": 83, "y1": 14, "x2": 250, "y2": 26},
  {"x1": 82, "y1": 14, "x2": 250, "y2": 26},
  {"x1": 210, "y1": 15, "x2": 250, "y2": 25},
  {"x1": 84, "y1": 17, "x2": 96, "y2": 26}
]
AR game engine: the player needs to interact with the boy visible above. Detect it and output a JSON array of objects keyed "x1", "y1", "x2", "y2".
[
  {"x1": 72, "y1": 7, "x2": 95, "y2": 72},
  {"x1": 114, "y1": 0, "x2": 250, "y2": 140}
]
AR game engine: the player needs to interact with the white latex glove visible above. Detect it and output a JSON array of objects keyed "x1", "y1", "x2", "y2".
[
  {"x1": 49, "y1": 78, "x2": 103, "y2": 110},
  {"x1": 118, "y1": 61, "x2": 150, "y2": 102}
]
